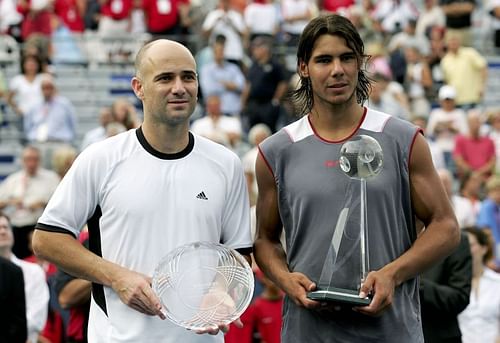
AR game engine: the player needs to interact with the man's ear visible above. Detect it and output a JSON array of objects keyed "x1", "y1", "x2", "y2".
[
  {"x1": 131, "y1": 77, "x2": 144, "y2": 99},
  {"x1": 298, "y1": 61, "x2": 309, "y2": 78}
]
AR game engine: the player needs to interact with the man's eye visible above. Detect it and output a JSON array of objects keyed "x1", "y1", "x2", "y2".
[
  {"x1": 184, "y1": 74, "x2": 197, "y2": 81},
  {"x1": 341, "y1": 55, "x2": 355, "y2": 61}
]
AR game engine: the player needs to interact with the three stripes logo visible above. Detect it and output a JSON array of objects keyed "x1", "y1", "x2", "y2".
[{"x1": 196, "y1": 191, "x2": 208, "y2": 200}]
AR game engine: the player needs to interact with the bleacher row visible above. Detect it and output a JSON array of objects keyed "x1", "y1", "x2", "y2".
[{"x1": 1, "y1": 52, "x2": 500, "y2": 182}]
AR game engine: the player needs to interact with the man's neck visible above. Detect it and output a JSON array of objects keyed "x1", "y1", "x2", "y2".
[
  {"x1": 308, "y1": 101, "x2": 364, "y2": 141},
  {"x1": 141, "y1": 122, "x2": 190, "y2": 154}
]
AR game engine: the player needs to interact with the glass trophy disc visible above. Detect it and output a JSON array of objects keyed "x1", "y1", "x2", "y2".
[{"x1": 152, "y1": 241, "x2": 254, "y2": 330}]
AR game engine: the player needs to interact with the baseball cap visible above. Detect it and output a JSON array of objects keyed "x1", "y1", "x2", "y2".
[{"x1": 438, "y1": 85, "x2": 456, "y2": 100}]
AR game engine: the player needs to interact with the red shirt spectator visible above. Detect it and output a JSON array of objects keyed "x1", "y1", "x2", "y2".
[
  {"x1": 321, "y1": 0, "x2": 355, "y2": 13},
  {"x1": 54, "y1": 0, "x2": 85, "y2": 32},
  {"x1": 142, "y1": 0, "x2": 188, "y2": 33},
  {"x1": 100, "y1": 0, "x2": 133, "y2": 20},
  {"x1": 17, "y1": 0, "x2": 52, "y2": 40}
]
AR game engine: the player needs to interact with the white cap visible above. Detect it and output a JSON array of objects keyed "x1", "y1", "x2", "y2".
[{"x1": 438, "y1": 85, "x2": 456, "y2": 100}]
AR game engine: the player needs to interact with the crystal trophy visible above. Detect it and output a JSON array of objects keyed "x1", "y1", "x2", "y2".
[
  {"x1": 152, "y1": 241, "x2": 254, "y2": 330},
  {"x1": 307, "y1": 135, "x2": 383, "y2": 306}
]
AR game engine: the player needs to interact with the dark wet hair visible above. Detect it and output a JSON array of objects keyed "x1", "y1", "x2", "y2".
[{"x1": 291, "y1": 14, "x2": 372, "y2": 116}]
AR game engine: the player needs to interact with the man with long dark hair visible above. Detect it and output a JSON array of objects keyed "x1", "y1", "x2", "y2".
[{"x1": 254, "y1": 14, "x2": 459, "y2": 342}]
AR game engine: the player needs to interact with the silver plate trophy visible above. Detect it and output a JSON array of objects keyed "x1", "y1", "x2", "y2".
[
  {"x1": 152, "y1": 241, "x2": 254, "y2": 330},
  {"x1": 307, "y1": 135, "x2": 383, "y2": 307}
]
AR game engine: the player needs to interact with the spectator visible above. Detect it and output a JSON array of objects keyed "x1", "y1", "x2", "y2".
[
  {"x1": 16, "y1": 0, "x2": 53, "y2": 41},
  {"x1": 403, "y1": 44, "x2": 433, "y2": 118},
  {"x1": 486, "y1": 107, "x2": 500, "y2": 172},
  {"x1": 51, "y1": 145, "x2": 78, "y2": 179},
  {"x1": 280, "y1": 0, "x2": 317, "y2": 47},
  {"x1": 241, "y1": 36, "x2": 288, "y2": 132},
  {"x1": 0, "y1": 146, "x2": 60, "y2": 259},
  {"x1": 242, "y1": 123, "x2": 272, "y2": 207},
  {"x1": 225, "y1": 267, "x2": 283, "y2": 343},
  {"x1": 458, "y1": 227, "x2": 500, "y2": 343},
  {"x1": 6, "y1": 54, "x2": 45, "y2": 126},
  {"x1": 440, "y1": 0, "x2": 476, "y2": 47},
  {"x1": 80, "y1": 106, "x2": 114, "y2": 151},
  {"x1": 24, "y1": 74, "x2": 77, "y2": 169},
  {"x1": 440, "y1": 31, "x2": 487, "y2": 109},
  {"x1": 202, "y1": 0, "x2": 247, "y2": 67},
  {"x1": 371, "y1": 0, "x2": 419, "y2": 34},
  {"x1": 0, "y1": 211, "x2": 49, "y2": 343},
  {"x1": 453, "y1": 109, "x2": 496, "y2": 181},
  {"x1": 111, "y1": 97, "x2": 141, "y2": 130},
  {"x1": 426, "y1": 85, "x2": 468, "y2": 172},
  {"x1": 476, "y1": 175, "x2": 500, "y2": 271},
  {"x1": 411, "y1": 116, "x2": 446, "y2": 170},
  {"x1": 0, "y1": 254, "x2": 27, "y2": 343},
  {"x1": 97, "y1": 0, "x2": 133, "y2": 37},
  {"x1": 367, "y1": 72, "x2": 410, "y2": 120},
  {"x1": 191, "y1": 94, "x2": 243, "y2": 149},
  {"x1": 244, "y1": 0, "x2": 280, "y2": 42},
  {"x1": 53, "y1": 0, "x2": 86, "y2": 33},
  {"x1": 416, "y1": 0, "x2": 445, "y2": 37},
  {"x1": 438, "y1": 168, "x2": 477, "y2": 229},
  {"x1": 458, "y1": 171, "x2": 483, "y2": 219},
  {"x1": 142, "y1": 0, "x2": 191, "y2": 38},
  {"x1": 320, "y1": 0, "x2": 355, "y2": 14},
  {"x1": 199, "y1": 34, "x2": 246, "y2": 117},
  {"x1": 425, "y1": 25, "x2": 447, "y2": 105}
]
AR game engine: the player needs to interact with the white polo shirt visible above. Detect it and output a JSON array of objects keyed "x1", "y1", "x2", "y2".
[{"x1": 37, "y1": 128, "x2": 252, "y2": 342}]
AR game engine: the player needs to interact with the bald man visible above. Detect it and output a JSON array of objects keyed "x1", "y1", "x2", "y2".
[{"x1": 31, "y1": 40, "x2": 252, "y2": 342}]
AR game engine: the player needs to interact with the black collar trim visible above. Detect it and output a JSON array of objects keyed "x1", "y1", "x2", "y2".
[{"x1": 136, "y1": 127, "x2": 194, "y2": 160}]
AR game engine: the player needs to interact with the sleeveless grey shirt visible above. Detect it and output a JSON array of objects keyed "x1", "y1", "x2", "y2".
[{"x1": 259, "y1": 108, "x2": 424, "y2": 343}]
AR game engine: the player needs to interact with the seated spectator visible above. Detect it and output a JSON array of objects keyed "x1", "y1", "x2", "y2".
[
  {"x1": 242, "y1": 123, "x2": 272, "y2": 206},
  {"x1": 476, "y1": 176, "x2": 500, "y2": 272},
  {"x1": 486, "y1": 107, "x2": 500, "y2": 172},
  {"x1": 438, "y1": 168, "x2": 477, "y2": 229},
  {"x1": 415, "y1": 0, "x2": 445, "y2": 37},
  {"x1": 191, "y1": 94, "x2": 242, "y2": 149},
  {"x1": 80, "y1": 106, "x2": 113, "y2": 151},
  {"x1": 0, "y1": 211, "x2": 49, "y2": 343},
  {"x1": 458, "y1": 227, "x2": 500, "y2": 343},
  {"x1": 0, "y1": 146, "x2": 60, "y2": 259},
  {"x1": 111, "y1": 97, "x2": 141, "y2": 130},
  {"x1": 24, "y1": 74, "x2": 77, "y2": 169},
  {"x1": 367, "y1": 72, "x2": 410, "y2": 120},
  {"x1": 371, "y1": 0, "x2": 419, "y2": 34},
  {"x1": 453, "y1": 109, "x2": 496, "y2": 182},
  {"x1": 426, "y1": 85, "x2": 468, "y2": 172}
]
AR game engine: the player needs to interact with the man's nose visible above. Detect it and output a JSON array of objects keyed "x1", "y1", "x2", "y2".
[{"x1": 172, "y1": 76, "x2": 186, "y2": 95}]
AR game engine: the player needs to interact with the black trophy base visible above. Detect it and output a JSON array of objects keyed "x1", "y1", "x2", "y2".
[{"x1": 307, "y1": 286, "x2": 371, "y2": 307}]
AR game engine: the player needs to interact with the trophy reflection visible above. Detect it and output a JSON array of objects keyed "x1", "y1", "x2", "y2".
[{"x1": 307, "y1": 135, "x2": 383, "y2": 306}]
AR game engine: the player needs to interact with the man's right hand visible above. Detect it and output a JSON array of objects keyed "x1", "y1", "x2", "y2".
[
  {"x1": 281, "y1": 271, "x2": 319, "y2": 309},
  {"x1": 110, "y1": 269, "x2": 166, "y2": 319}
]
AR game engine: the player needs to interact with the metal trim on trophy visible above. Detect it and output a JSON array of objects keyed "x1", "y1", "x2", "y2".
[{"x1": 307, "y1": 135, "x2": 383, "y2": 307}]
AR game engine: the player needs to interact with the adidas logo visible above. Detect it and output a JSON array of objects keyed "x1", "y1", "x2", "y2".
[{"x1": 196, "y1": 191, "x2": 208, "y2": 200}]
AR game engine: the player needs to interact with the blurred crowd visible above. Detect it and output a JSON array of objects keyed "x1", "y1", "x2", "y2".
[{"x1": 1, "y1": 0, "x2": 500, "y2": 342}]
